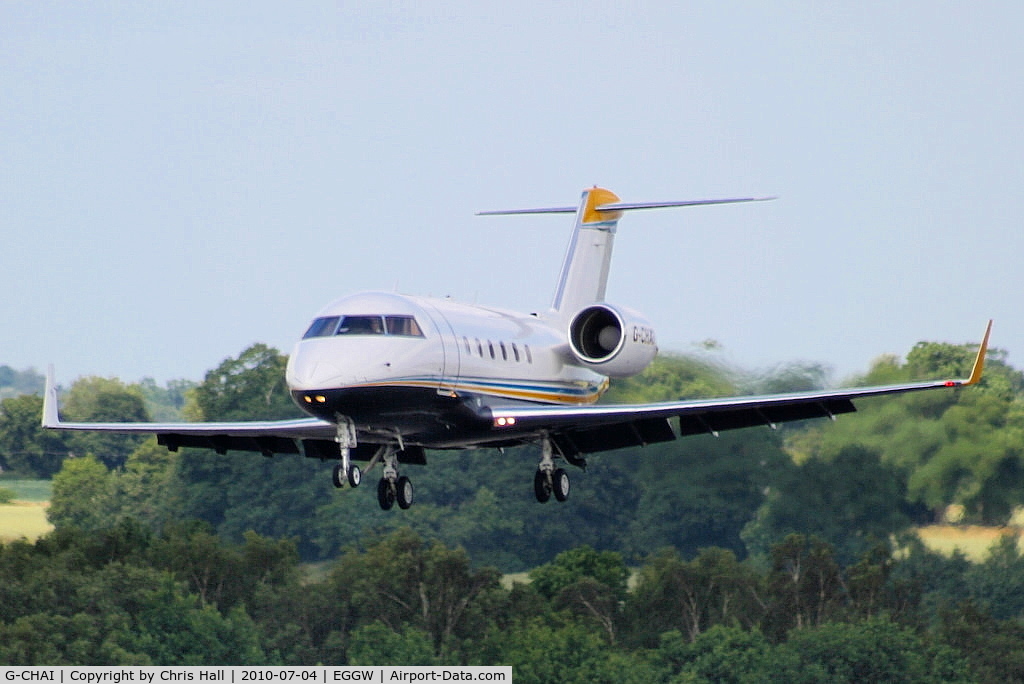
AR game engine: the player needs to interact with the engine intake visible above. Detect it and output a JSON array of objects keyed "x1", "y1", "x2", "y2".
[{"x1": 568, "y1": 304, "x2": 657, "y2": 377}]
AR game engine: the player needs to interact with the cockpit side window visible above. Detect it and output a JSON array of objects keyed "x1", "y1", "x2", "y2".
[
  {"x1": 337, "y1": 315, "x2": 385, "y2": 335},
  {"x1": 385, "y1": 315, "x2": 424, "y2": 337},
  {"x1": 303, "y1": 316, "x2": 341, "y2": 339}
]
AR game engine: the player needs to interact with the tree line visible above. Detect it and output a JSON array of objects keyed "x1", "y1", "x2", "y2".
[{"x1": 5, "y1": 521, "x2": 1024, "y2": 680}]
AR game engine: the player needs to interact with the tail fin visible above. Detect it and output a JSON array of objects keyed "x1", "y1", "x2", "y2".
[
  {"x1": 479, "y1": 188, "x2": 774, "y2": 315},
  {"x1": 551, "y1": 187, "x2": 623, "y2": 313}
]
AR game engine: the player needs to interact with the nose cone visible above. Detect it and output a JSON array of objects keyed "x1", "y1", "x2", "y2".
[{"x1": 287, "y1": 341, "x2": 346, "y2": 390}]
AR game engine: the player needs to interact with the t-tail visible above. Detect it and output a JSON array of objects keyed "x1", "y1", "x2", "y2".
[{"x1": 479, "y1": 187, "x2": 774, "y2": 316}]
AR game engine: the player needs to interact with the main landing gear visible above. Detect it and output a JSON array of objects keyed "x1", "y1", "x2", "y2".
[
  {"x1": 331, "y1": 418, "x2": 413, "y2": 511},
  {"x1": 376, "y1": 447, "x2": 414, "y2": 511},
  {"x1": 533, "y1": 438, "x2": 571, "y2": 504}
]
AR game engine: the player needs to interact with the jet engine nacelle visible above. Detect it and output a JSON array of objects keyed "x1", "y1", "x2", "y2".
[{"x1": 567, "y1": 304, "x2": 658, "y2": 377}]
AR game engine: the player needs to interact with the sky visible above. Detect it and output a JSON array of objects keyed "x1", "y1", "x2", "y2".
[{"x1": 2, "y1": 2, "x2": 1022, "y2": 387}]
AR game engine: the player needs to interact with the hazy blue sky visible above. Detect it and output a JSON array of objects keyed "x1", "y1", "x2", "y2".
[{"x1": 3, "y1": 2, "x2": 1021, "y2": 386}]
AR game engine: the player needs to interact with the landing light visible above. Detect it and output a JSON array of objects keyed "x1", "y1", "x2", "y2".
[
  {"x1": 304, "y1": 396, "x2": 313, "y2": 403},
  {"x1": 315, "y1": 395, "x2": 327, "y2": 403},
  {"x1": 494, "y1": 416, "x2": 516, "y2": 427}
]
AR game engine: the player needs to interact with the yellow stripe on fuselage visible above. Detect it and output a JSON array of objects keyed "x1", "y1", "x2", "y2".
[{"x1": 350, "y1": 377, "x2": 609, "y2": 406}]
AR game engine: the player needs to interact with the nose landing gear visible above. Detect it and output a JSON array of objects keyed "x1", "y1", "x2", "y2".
[
  {"x1": 331, "y1": 417, "x2": 414, "y2": 510},
  {"x1": 333, "y1": 416, "x2": 362, "y2": 489}
]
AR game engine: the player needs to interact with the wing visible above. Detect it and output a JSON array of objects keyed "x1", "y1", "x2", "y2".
[
  {"x1": 488, "y1": 321, "x2": 993, "y2": 458},
  {"x1": 41, "y1": 366, "x2": 340, "y2": 458}
]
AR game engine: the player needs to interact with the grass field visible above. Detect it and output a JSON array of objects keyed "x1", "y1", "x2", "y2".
[
  {"x1": 0, "y1": 479, "x2": 52, "y2": 502},
  {"x1": 0, "y1": 479, "x2": 53, "y2": 542},
  {"x1": 0, "y1": 502, "x2": 52, "y2": 542},
  {"x1": 915, "y1": 525, "x2": 1021, "y2": 561}
]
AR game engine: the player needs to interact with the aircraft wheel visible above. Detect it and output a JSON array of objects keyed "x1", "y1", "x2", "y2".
[
  {"x1": 332, "y1": 463, "x2": 345, "y2": 489},
  {"x1": 377, "y1": 478, "x2": 395, "y2": 510},
  {"x1": 534, "y1": 469, "x2": 551, "y2": 503},
  {"x1": 552, "y1": 468, "x2": 570, "y2": 502},
  {"x1": 396, "y1": 476, "x2": 414, "y2": 510},
  {"x1": 347, "y1": 464, "x2": 361, "y2": 488}
]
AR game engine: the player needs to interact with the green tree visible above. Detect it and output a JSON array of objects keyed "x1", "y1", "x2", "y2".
[
  {"x1": 186, "y1": 343, "x2": 301, "y2": 422},
  {"x1": 479, "y1": 617, "x2": 663, "y2": 684},
  {"x1": 763, "y1": 534, "x2": 845, "y2": 640},
  {"x1": 625, "y1": 547, "x2": 764, "y2": 648},
  {"x1": 788, "y1": 342, "x2": 1024, "y2": 524},
  {"x1": 170, "y1": 344, "x2": 329, "y2": 557},
  {"x1": 0, "y1": 394, "x2": 68, "y2": 477},
  {"x1": 61, "y1": 377, "x2": 151, "y2": 469},
  {"x1": 47, "y1": 454, "x2": 114, "y2": 531},
  {"x1": 346, "y1": 621, "x2": 437, "y2": 665},
  {"x1": 629, "y1": 432, "x2": 792, "y2": 560},
  {"x1": 529, "y1": 545, "x2": 630, "y2": 601},
  {"x1": 657, "y1": 625, "x2": 812, "y2": 683},
  {"x1": 326, "y1": 529, "x2": 501, "y2": 655},
  {"x1": 108, "y1": 438, "x2": 180, "y2": 529},
  {"x1": 964, "y1": 533, "x2": 1024, "y2": 620},
  {"x1": 937, "y1": 601, "x2": 1024, "y2": 684},
  {"x1": 787, "y1": 617, "x2": 970, "y2": 683},
  {"x1": 742, "y1": 445, "x2": 911, "y2": 564}
]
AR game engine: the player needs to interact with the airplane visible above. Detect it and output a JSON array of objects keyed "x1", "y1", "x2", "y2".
[{"x1": 43, "y1": 186, "x2": 992, "y2": 511}]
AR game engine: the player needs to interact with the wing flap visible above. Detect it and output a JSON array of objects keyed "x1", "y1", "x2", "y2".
[
  {"x1": 676, "y1": 398, "x2": 857, "y2": 436},
  {"x1": 553, "y1": 417, "x2": 676, "y2": 457}
]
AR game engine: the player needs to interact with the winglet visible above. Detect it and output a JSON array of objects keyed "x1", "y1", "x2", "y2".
[
  {"x1": 42, "y1": 365, "x2": 61, "y2": 428},
  {"x1": 964, "y1": 320, "x2": 993, "y2": 386}
]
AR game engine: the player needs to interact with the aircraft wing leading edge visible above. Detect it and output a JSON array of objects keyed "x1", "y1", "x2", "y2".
[
  {"x1": 42, "y1": 365, "x2": 339, "y2": 456},
  {"x1": 489, "y1": 321, "x2": 993, "y2": 457}
]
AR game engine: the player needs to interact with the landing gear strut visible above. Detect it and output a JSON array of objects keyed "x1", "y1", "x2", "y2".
[
  {"x1": 333, "y1": 416, "x2": 361, "y2": 488},
  {"x1": 534, "y1": 438, "x2": 570, "y2": 503},
  {"x1": 376, "y1": 446, "x2": 413, "y2": 510},
  {"x1": 330, "y1": 419, "x2": 415, "y2": 510}
]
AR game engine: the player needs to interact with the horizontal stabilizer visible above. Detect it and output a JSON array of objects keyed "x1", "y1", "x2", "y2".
[{"x1": 477, "y1": 195, "x2": 774, "y2": 216}]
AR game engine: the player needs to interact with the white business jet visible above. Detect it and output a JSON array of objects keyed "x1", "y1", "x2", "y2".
[{"x1": 43, "y1": 187, "x2": 991, "y2": 511}]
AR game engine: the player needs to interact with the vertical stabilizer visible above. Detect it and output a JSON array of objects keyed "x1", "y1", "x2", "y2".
[
  {"x1": 477, "y1": 188, "x2": 773, "y2": 315},
  {"x1": 552, "y1": 187, "x2": 624, "y2": 314}
]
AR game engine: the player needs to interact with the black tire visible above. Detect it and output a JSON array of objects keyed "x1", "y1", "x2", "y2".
[
  {"x1": 396, "y1": 476, "x2": 414, "y2": 510},
  {"x1": 332, "y1": 463, "x2": 345, "y2": 489},
  {"x1": 534, "y1": 469, "x2": 551, "y2": 503},
  {"x1": 347, "y1": 464, "x2": 361, "y2": 488},
  {"x1": 377, "y1": 478, "x2": 395, "y2": 510},
  {"x1": 552, "y1": 468, "x2": 570, "y2": 502}
]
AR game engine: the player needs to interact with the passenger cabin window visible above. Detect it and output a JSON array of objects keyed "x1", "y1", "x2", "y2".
[{"x1": 303, "y1": 316, "x2": 341, "y2": 339}]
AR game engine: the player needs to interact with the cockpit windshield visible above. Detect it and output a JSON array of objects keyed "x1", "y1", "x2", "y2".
[
  {"x1": 302, "y1": 314, "x2": 424, "y2": 339},
  {"x1": 385, "y1": 316, "x2": 424, "y2": 336},
  {"x1": 303, "y1": 316, "x2": 341, "y2": 339},
  {"x1": 338, "y1": 315, "x2": 384, "y2": 335}
]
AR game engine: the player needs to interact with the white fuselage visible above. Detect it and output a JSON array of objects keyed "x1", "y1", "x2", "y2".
[{"x1": 286, "y1": 291, "x2": 610, "y2": 415}]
